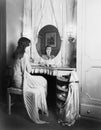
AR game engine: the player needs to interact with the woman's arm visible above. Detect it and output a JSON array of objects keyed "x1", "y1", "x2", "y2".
[{"x1": 24, "y1": 53, "x2": 32, "y2": 73}]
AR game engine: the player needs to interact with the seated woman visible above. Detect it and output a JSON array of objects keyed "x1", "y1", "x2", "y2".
[
  {"x1": 42, "y1": 45, "x2": 55, "y2": 60},
  {"x1": 12, "y1": 37, "x2": 48, "y2": 124}
]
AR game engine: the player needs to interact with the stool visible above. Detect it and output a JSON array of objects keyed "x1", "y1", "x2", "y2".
[{"x1": 7, "y1": 87, "x2": 23, "y2": 115}]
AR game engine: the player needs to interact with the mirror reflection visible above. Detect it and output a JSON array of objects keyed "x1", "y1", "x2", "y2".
[
  {"x1": 42, "y1": 46, "x2": 55, "y2": 60},
  {"x1": 36, "y1": 25, "x2": 61, "y2": 60}
]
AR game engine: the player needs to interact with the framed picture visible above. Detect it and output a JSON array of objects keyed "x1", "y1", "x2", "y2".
[{"x1": 45, "y1": 32, "x2": 56, "y2": 47}]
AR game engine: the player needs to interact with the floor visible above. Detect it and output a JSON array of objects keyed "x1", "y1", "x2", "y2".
[{"x1": 0, "y1": 102, "x2": 101, "y2": 130}]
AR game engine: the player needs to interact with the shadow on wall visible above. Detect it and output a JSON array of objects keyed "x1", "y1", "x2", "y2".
[
  {"x1": 7, "y1": 42, "x2": 16, "y2": 66},
  {"x1": 2, "y1": 42, "x2": 16, "y2": 103}
]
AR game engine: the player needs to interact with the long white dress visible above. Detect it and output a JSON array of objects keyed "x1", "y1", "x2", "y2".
[{"x1": 13, "y1": 53, "x2": 48, "y2": 124}]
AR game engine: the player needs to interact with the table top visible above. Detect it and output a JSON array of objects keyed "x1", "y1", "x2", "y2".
[{"x1": 31, "y1": 64, "x2": 76, "y2": 71}]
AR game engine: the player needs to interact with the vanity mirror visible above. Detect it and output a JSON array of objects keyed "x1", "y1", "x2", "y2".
[
  {"x1": 36, "y1": 25, "x2": 61, "y2": 60},
  {"x1": 23, "y1": 0, "x2": 77, "y2": 68}
]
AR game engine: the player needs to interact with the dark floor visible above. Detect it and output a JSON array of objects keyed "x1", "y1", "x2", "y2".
[{"x1": 0, "y1": 102, "x2": 101, "y2": 130}]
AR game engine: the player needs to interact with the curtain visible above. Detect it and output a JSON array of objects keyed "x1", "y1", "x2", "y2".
[
  {"x1": 22, "y1": 0, "x2": 77, "y2": 67},
  {"x1": 57, "y1": 71, "x2": 79, "y2": 126}
]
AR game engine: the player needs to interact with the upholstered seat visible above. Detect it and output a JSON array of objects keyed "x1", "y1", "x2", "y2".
[{"x1": 7, "y1": 87, "x2": 23, "y2": 95}]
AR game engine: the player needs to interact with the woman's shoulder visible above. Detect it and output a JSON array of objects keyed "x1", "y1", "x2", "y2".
[
  {"x1": 23, "y1": 53, "x2": 29, "y2": 60},
  {"x1": 42, "y1": 55, "x2": 48, "y2": 60},
  {"x1": 51, "y1": 55, "x2": 55, "y2": 59}
]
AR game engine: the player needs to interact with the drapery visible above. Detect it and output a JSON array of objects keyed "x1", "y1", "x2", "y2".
[
  {"x1": 57, "y1": 71, "x2": 80, "y2": 126},
  {"x1": 23, "y1": 71, "x2": 48, "y2": 124},
  {"x1": 22, "y1": 0, "x2": 77, "y2": 67}
]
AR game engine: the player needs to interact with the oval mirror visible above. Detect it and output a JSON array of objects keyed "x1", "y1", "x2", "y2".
[{"x1": 36, "y1": 25, "x2": 61, "y2": 60}]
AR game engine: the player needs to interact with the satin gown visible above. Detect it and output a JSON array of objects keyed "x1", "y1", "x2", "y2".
[
  {"x1": 13, "y1": 53, "x2": 48, "y2": 124},
  {"x1": 57, "y1": 71, "x2": 80, "y2": 126}
]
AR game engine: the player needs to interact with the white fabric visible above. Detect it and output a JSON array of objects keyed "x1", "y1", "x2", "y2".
[
  {"x1": 13, "y1": 59, "x2": 23, "y2": 88},
  {"x1": 22, "y1": 0, "x2": 77, "y2": 67},
  {"x1": 58, "y1": 71, "x2": 79, "y2": 126},
  {"x1": 13, "y1": 53, "x2": 48, "y2": 124},
  {"x1": 64, "y1": 81, "x2": 79, "y2": 126},
  {"x1": 23, "y1": 71, "x2": 48, "y2": 124}
]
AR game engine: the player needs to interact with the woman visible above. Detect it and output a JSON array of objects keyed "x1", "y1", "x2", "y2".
[
  {"x1": 42, "y1": 45, "x2": 55, "y2": 60},
  {"x1": 12, "y1": 37, "x2": 48, "y2": 124}
]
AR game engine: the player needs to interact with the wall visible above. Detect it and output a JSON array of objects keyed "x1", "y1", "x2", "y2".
[
  {"x1": 78, "y1": 0, "x2": 101, "y2": 119},
  {"x1": 6, "y1": 0, "x2": 24, "y2": 65},
  {"x1": 0, "y1": 0, "x2": 6, "y2": 102}
]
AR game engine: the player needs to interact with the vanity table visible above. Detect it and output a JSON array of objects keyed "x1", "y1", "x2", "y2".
[
  {"x1": 29, "y1": 23, "x2": 77, "y2": 119},
  {"x1": 31, "y1": 64, "x2": 76, "y2": 76},
  {"x1": 31, "y1": 63, "x2": 78, "y2": 119}
]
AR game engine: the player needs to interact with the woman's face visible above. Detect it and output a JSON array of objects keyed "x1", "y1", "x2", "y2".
[{"x1": 46, "y1": 47, "x2": 52, "y2": 56}]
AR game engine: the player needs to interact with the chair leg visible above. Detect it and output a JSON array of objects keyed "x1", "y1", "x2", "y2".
[{"x1": 8, "y1": 92, "x2": 11, "y2": 115}]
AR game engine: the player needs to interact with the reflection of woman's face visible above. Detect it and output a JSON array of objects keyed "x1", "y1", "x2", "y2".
[{"x1": 46, "y1": 47, "x2": 52, "y2": 56}]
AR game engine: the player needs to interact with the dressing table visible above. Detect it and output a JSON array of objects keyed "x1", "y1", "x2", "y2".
[
  {"x1": 31, "y1": 63, "x2": 77, "y2": 117},
  {"x1": 30, "y1": 24, "x2": 77, "y2": 109},
  {"x1": 31, "y1": 64, "x2": 76, "y2": 76}
]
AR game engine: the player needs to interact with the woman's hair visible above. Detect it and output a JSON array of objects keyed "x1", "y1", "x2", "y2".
[
  {"x1": 45, "y1": 45, "x2": 52, "y2": 54},
  {"x1": 45, "y1": 45, "x2": 52, "y2": 49},
  {"x1": 13, "y1": 37, "x2": 31, "y2": 59}
]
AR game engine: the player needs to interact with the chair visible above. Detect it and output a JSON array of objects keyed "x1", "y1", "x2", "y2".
[
  {"x1": 7, "y1": 87, "x2": 23, "y2": 115},
  {"x1": 6, "y1": 66, "x2": 23, "y2": 115}
]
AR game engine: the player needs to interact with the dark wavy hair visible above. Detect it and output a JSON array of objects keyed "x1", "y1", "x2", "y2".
[{"x1": 13, "y1": 37, "x2": 31, "y2": 59}]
